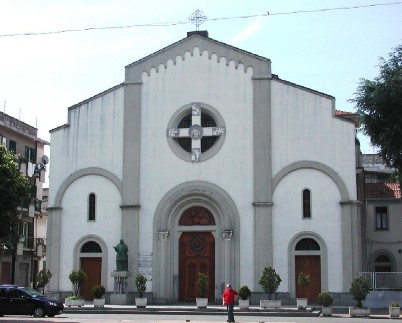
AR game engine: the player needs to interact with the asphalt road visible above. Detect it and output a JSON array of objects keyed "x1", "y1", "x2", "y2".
[{"x1": 0, "y1": 313, "x2": 399, "y2": 323}]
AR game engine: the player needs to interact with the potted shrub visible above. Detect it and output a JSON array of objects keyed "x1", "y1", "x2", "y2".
[
  {"x1": 36, "y1": 269, "x2": 52, "y2": 294},
  {"x1": 317, "y1": 291, "x2": 333, "y2": 316},
  {"x1": 389, "y1": 301, "x2": 400, "y2": 318},
  {"x1": 259, "y1": 266, "x2": 282, "y2": 309},
  {"x1": 296, "y1": 272, "x2": 311, "y2": 309},
  {"x1": 65, "y1": 269, "x2": 87, "y2": 307},
  {"x1": 92, "y1": 284, "x2": 106, "y2": 307},
  {"x1": 196, "y1": 272, "x2": 209, "y2": 308},
  {"x1": 135, "y1": 274, "x2": 148, "y2": 308},
  {"x1": 349, "y1": 276, "x2": 370, "y2": 317},
  {"x1": 238, "y1": 285, "x2": 252, "y2": 309}
]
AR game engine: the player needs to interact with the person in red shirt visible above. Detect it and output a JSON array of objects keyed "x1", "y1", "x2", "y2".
[{"x1": 222, "y1": 284, "x2": 238, "y2": 323}]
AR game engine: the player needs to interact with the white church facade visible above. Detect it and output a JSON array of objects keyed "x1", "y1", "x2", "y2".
[{"x1": 47, "y1": 31, "x2": 361, "y2": 304}]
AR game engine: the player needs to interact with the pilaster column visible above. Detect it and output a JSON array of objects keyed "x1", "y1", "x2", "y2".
[
  {"x1": 252, "y1": 74, "x2": 273, "y2": 290},
  {"x1": 221, "y1": 230, "x2": 233, "y2": 285},
  {"x1": 157, "y1": 231, "x2": 170, "y2": 300},
  {"x1": 340, "y1": 200, "x2": 361, "y2": 290},
  {"x1": 46, "y1": 207, "x2": 62, "y2": 292},
  {"x1": 121, "y1": 81, "x2": 142, "y2": 292}
]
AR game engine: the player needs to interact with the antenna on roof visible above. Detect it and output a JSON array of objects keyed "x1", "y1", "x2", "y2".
[{"x1": 3, "y1": 100, "x2": 5, "y2": 113}]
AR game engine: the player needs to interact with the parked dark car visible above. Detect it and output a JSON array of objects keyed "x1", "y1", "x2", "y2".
[{"x1": 0, "y1": 285, "x2": 64, "y2": 317}]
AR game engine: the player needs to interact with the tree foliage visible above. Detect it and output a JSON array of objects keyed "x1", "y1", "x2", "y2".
[
  {"x1": 259, "y1": 266, "x2": 282, "y2": 300},
  {"x1": 352, "y1": 44, "x2": 402, "y2": 183},
  {"x1": 0, "y1": 145, "x2": 31, "y2": 248}
]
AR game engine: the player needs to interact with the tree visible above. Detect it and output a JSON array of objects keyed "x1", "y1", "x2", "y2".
[
  {"x1": 351, "y1": 44, "x2": 402, "y2": 188},
  {"x1": 0, "y1": 145, "x2": 31, "y2": 248},
  {"x1": 259, "y1": 266, "x2": 282, "y2": 300}
]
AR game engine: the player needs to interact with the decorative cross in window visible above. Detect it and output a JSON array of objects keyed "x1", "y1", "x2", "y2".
[{"x1": 168, "y1": 103, "x2": 225, "y2": 162}]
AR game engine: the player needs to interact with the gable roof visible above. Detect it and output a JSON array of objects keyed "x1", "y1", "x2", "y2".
[{"x1": 125, "y1": 33, "x2": 271, "y2": 82}]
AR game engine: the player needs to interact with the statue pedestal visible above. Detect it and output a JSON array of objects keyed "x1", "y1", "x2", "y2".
[{"x1": 110, "y1": 271, "x2": 132, "y2": 305}]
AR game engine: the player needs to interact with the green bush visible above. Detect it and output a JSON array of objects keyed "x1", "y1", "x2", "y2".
[
  {"x1": 317, "y1": 291, "x2": 333, "y2": 307},
  {"x1": 259, "y1": 267, "x2": 282, "y2": 300},
  {"x1": 196, "y1": 272, "x2": 208, "y2": 298},
  {"x1": 349, "y1": 276, "x2": 370, "y2": 308},
  {"x1": 68, "y1": 269, "x2": 88, "y2": 297},
  {"x1": 135, "y1": 274, "x2": 147, "y2": 298},
  {"x1": 297, "y1": 272, "x2": 311, "y2": 298},
  {"x1": 238, "y1": 285, "x2": 251, "y2": 300},
  {"x1": 36, "y1": 269, "x2": 52, "y2": 294},
  {"x1": 390, "y1": 301, "x2": 400, "y2": 308},
  {"x1": 91, "y1": 284, "x2": 105, "y2": 299}
]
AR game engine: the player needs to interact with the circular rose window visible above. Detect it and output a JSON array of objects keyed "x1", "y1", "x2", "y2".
[{"x1": 166, "y1": 102, "x2": 226, "y2": 162}]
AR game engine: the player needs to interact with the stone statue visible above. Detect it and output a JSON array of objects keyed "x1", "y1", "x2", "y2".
[{"x1": 114, "y1": 239, "x2": 129, "y2": 271}]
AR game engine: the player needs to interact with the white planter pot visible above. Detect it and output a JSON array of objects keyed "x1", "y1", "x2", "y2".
[
  {"x1": 135, "y1": 297, "x2": 147, "y2": 308},
  {"x1": 321, "y1": 306, "x2": 332, "y2": 316},
  {"x1": 238, "y1": 299, "x2": 250, "y2": 309},
  {"x1": 93, "y1": 298, "x2": 105, "y2": 307},
  {"x1": 65, "y1": 298, "x2": 85, "y2": 307},
  {"x1": 260, "y1": 299, "x2": 281, "y2": 309},
  {"x1": 349, "y1": 307, "x2": 370, "y2": 317},
  {"x1": 196, "y1": 297, "x2": 208, "y2": 308},
  {"x1": 296, "y1": 298, "x2": 308, "y2": 309},
  {"x1": 389, "y1": 307, "x2": 400, "y2": 318}
]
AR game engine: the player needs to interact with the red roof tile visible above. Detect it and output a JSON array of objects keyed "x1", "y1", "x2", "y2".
[{"x1": 365, "y1": 182, "x2": 401, "y2": 199}]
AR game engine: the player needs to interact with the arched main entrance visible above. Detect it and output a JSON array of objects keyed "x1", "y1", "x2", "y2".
[
  {"x1": 152, "y1": 181, "x2": 240, "y2": 304},
  {"x1": 178, "y1": 207, "x2": 215, "y2": 301}
]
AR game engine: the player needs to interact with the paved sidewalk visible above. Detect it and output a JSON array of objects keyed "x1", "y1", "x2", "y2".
[{"x1": 62, "y1": 303, "x2": 396, "y2": 319}]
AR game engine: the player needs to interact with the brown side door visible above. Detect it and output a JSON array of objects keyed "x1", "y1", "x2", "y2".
[
  {"x1": 80, "y1": 257, "x2": 102, "y2": 300},
  {"x1": 295, "y1": 255, "x2": 321, "y2": 302},
  {"x1": 179, "y1": 232, "x2": 215, "y2": 301}
]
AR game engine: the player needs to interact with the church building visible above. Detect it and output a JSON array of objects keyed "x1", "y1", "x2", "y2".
[{"x1": 47, "y1": 31, "x2": 361, "y2": 304}]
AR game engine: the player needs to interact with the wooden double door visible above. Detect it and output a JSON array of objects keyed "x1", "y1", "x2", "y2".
[
  {"x1": 179, "y1": 232, "x2": 215, "y2": 301},
  {"x1": 80, "y1": 257, "x2": 102, "y2": 300},
  {"x1": 295, "y1": 255, "x2": 321, "y2": 302}
]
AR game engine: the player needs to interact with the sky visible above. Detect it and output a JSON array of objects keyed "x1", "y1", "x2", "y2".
[{"x1": 1, "y1": 0, "x2": 401, "y2": 166}]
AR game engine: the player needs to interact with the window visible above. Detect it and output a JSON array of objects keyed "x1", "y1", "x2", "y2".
[
  {"x1": 302, "y1": 189, "x2": 311, "y2": 218},
  {"x1": 8, "y1": 140, "x2": 16, "y2": 154},
  {"x1": 295, "y1": 238, "x2": 320, "y2": 250},
  {"x1": 18, "y1": 221, "x2": 33, "y2": 248},
  {"x1": 88, "y1": 193, "x2": 96, "y2": 221},
  {"x1": 374, "y1": 255, "x2": 391, "y2": 272},
  {"x1": 375, "y1": 207, "x2": 388, "y2": 230},
  {"x1": 81, "y1": 241, "x2": 101, "y2": 253},
  {"x1": 0, "y1": 135, "x2": 6, "y2": 146},
  {"x1": 25, "y1": 146, "x2": 36, "y2": 162},
  {"x1": 166, "y1": 102, "x2": 226, "y2": 163}
]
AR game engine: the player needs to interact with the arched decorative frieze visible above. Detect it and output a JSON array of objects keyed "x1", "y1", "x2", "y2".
[
  {"x1": 126, "y1": 35, "x2": 271, "y2": 82},
  {"x1": 52, "y1": 167, "x2": 123, "y2": 208},
  {"x1": 272, "y1": 161, "x2": 350, "y2": 202}
]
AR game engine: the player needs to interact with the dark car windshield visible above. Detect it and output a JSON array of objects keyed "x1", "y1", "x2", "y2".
[{"x1": 20, "y1": 287, "x2": 44, "y2": 298}]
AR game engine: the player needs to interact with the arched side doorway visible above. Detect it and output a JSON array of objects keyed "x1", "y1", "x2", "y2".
[
  {"x1": 153, "y1": 181, "x2": 240, "y2": 304},
  {"x1": 73, "y1": 235, "x2": 108, "y2": 300},
  {"x1": 295, "y1": 238, "x2": 321, "y2": 302},
  {"x1": 178, "y1": 207, "x2": 215, "y2": 301},
  {"x1": 369, "y1": 251, "x2": 395, "y2": 273},
  {"x1": 288, "y1": 232, "x2": 328, "y2": 302}
]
